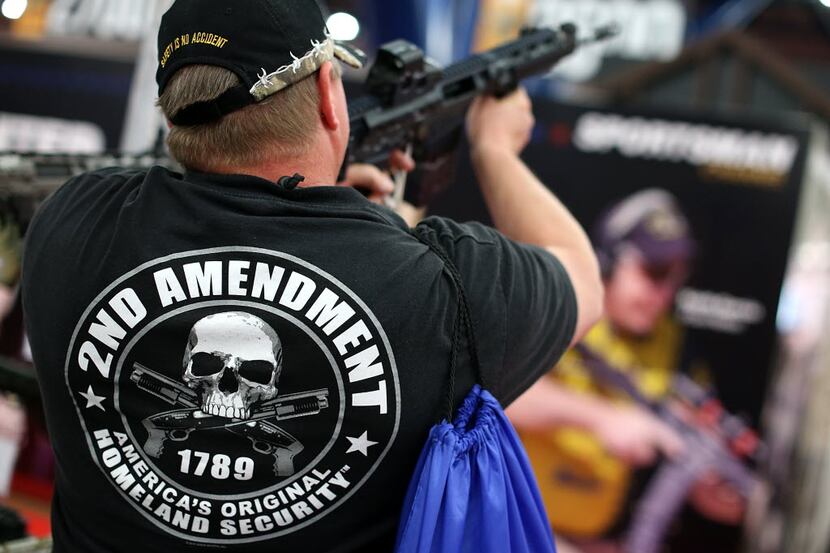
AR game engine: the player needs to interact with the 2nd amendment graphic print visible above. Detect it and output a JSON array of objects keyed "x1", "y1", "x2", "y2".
[{"x1": 64, "y1": 247, "x2": 401, "y2": 544}]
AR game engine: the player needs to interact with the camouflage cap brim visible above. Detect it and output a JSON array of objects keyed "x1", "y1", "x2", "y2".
[{"x1": 250, "y1": 36, "x2": 365, "y2": 101}]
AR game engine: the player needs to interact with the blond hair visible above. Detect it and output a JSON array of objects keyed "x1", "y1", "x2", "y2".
[{"x1": 157, "y1": 63, "x2": 339, "y2": 171}]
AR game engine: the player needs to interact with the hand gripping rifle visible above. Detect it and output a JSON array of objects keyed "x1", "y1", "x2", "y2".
[
  {"x1": 344, "y1": 24, "x2": 618, "y2": 206},
  {"x1": 622, "y1": 377, "x2": 761, "y2": 553},
  {"x1": 573, "y1": 345, "x2": 763, "y2": 553}
]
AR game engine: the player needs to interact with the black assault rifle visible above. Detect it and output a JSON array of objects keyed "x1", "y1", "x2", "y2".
[
  {"x1": 1, "y1": 25, "x2": 617, "y2": 207},
  {"x1": 573, "y1": 345, "x2": 763, "y2": 553},
  {"x1": 344, "y1": 24, "x2": 618, "y2": 205}
]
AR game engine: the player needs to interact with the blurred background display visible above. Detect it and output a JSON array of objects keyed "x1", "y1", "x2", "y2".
[{"x1": 1, "y1": 1, "x2": 829, "y2": 552}]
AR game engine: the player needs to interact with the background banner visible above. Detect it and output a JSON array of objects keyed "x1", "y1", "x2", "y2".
[
  {"x1": 434, "y1": 99, "x2": 808, "y2": 423},
  {"x1": 431, "y1": 99, "x2": 810, "y2": 552}
]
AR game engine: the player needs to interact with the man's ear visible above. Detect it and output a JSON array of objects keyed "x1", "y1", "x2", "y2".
[{"x1": 317, "y1": 61, "x2": 340, "y2": 131}]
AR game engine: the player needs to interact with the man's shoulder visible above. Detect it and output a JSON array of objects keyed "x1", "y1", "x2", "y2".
[
  {"x1": 39, "y1": 166, "x2": 144, "y2": 206},
  {"x1": 59, "y1": 166, "x2": 156, "y2": 194},
  {"x1": 414, "y1": 216, "x2": 500, "y2": 249},
  {"x1": 25, "y1": 166, "x2": 161, "y2": 256},
  {"x1": 34, "y1": 166, "x2": 164, "y2": 219}
]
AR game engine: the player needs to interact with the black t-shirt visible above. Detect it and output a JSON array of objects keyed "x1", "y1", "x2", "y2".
[{"x1": 21, "y1": 167, "x2": 577, "y2": 553}]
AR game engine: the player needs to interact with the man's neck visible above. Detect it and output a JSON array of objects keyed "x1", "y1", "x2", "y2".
[{"x1": 213, "y1": 134, "x2": 343, "y2": 187}]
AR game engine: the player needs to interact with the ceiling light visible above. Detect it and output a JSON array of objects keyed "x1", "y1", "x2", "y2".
[
  {"x1": 326, "y1": 12, "x2": 360, "y2": 42},
  {"x1": 1, "y1": 0, "x2": 28, "y2": 20}
]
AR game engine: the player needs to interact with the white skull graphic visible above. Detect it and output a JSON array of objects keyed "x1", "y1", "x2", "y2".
[{"x1": 182, "y1": 312, "x2": 283, "y2": 420}]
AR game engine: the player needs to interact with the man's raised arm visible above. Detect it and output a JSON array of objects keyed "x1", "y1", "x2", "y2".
[{"x1": 466, "y1": 89, "x2": 603, "y2": 342}]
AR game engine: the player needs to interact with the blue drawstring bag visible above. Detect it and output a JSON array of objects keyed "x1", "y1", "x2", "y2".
[{"x1": 395, "y1": 234, "x2": 557, "y2": 553}]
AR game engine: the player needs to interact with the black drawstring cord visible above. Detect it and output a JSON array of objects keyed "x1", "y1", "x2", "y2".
[{"x1": 414, "y1": 231, "x2": 484, "y2": 421}]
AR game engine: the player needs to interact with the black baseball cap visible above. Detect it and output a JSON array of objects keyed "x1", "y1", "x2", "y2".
[{"x1": 156, "y1": 0, "x2": 366, "y2": 126}]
